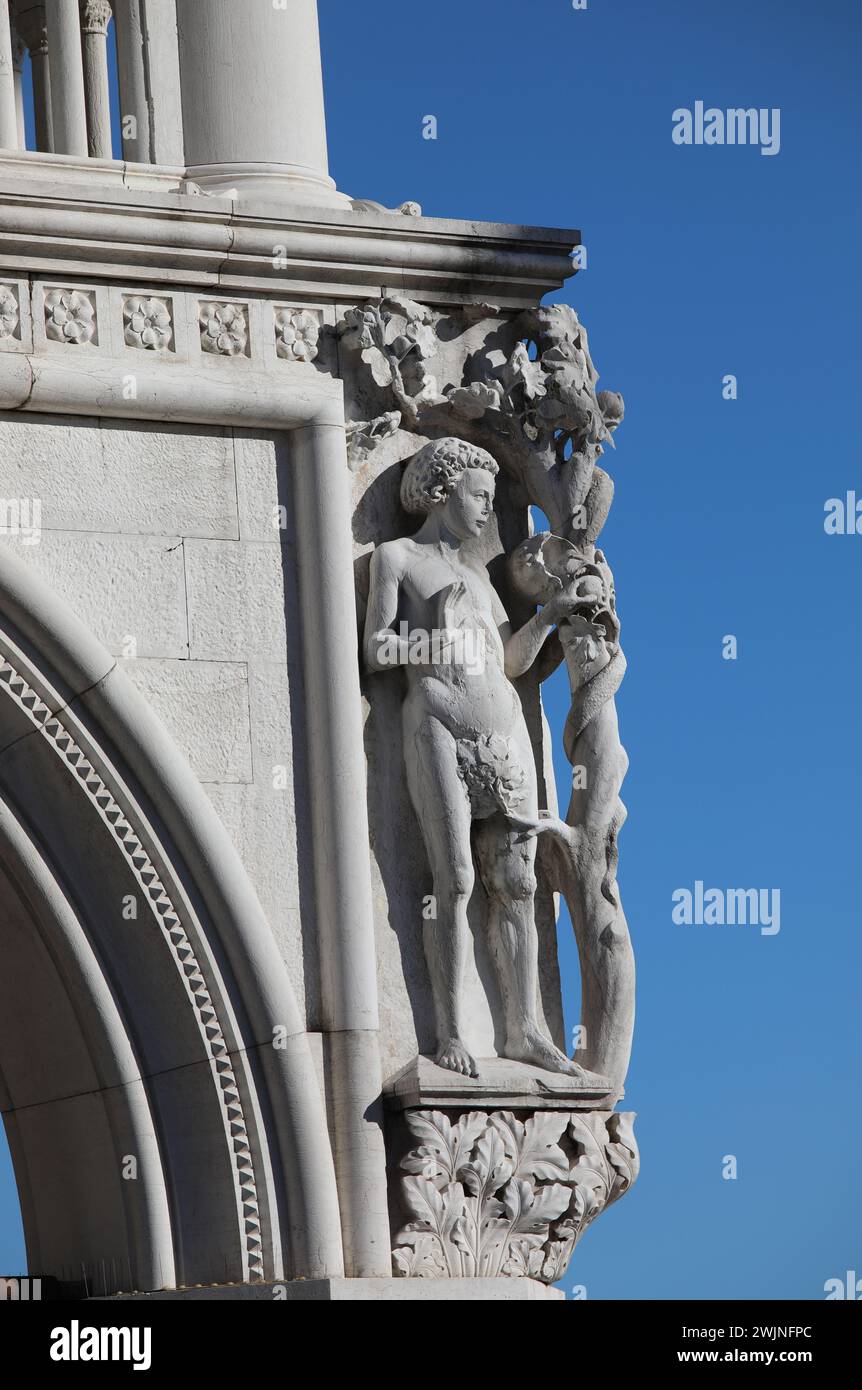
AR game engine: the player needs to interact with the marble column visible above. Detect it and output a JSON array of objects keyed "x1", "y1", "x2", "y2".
[
  {"x1": 11, "y1": 29, "x2": 25, "y2": 147},
  {"x1": 80, "y1": 0, "x2": 113, "y2": 160},
  {"x1": 112, "y1": 0, "x2": 149, "y2": 162},
  {"x1": 0, "y1": 0, "x2": 19, "y2": 149},
  {"x1": 174, "y1": 0, "x2": 349, "y2": 207},
  {"x1": 15, "y1": 5, "x2": 53, "y2": 152},
  {"x1": 45, "y1": 0, "x2": 88, "y2": 155}
]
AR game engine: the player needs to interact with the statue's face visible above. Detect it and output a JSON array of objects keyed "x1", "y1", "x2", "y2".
[{"x1": 441, "y1": 467, "x2": 495, "y2": 539}]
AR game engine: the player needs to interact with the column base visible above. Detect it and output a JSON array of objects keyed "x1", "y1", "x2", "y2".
[{"x1": 182, "y1": 161, "x2": 353, "y2": 209}]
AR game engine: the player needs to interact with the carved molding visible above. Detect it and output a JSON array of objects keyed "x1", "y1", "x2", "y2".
[
  {"x1": 0, "y1": 642, "x2": 265, "y2": 1282},
  {"x1": 392, "y1": 1108, "x2": 638, "y2": 1282}
]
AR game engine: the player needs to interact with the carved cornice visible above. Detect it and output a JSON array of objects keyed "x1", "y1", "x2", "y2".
[{"x1": 0, "y1": 174, "x2": 579, "y2": 309}]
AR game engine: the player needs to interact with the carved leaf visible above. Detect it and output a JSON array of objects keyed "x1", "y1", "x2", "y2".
[
  {"x1": 540, "y1": 1231, "x2": 577, "y2": 1284},
  {"x1": 384, "y1": 294, "x2": 434, "y2": 325},
  {"x1": 499, "y1": 1111, "x2": 569, "y2": 1183},
  {"x1": 400, "y1": 1176, "x2": 468, "y2": 1277},
  {"x1": 392, "y1": 1234, "x2": 448, "y2": 1279},
  {"x1": 401, "y1": 1174, "x2": 450, "y2": 1230},
  {"x1": 402, "y1": 1110, "x2": 455, "y2": 1181},
  {"x1": 459, "y1": 1124, "x2": 514, "y2": 1196},
  {"x1": 502, "y1": 1235, "x2": 546, "y2": 1279},
  {"x1": 448, "y1": 381, "x2": 506, "y2": 421},
  {"x1": 502, "y1": 1178, "x2": 572, "y2": 1233}
]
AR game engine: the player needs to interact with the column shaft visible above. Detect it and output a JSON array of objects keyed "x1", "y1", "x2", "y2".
[
  {"x1": 16, "y1": 6, "x2": 54, "y2": 152},
  {"x1": 80, "y1": 1, "x2": 113, "y2": 160},
  {"x1": 174, "y1": 0, "x2": 347, "y2": 206},
  {"x1": 45, "y1": 0, "x2": 88, "y2": 155},
  {"x1": 112, "y1": 0, "x2": 149, "y2": 162},
  {"x1": 11, "y1": 31, "x2": 25, "y2": 147},
  {"x1": 139, "y1": 0, "x2": 183, "y2": 166},
  {"x1": 0, "y1": 0, "x2": 19, "y2": 148}
]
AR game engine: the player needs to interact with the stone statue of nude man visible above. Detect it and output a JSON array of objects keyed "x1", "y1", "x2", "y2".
[{"x1": 364, "y1": 437, "x2": 597, "y2": 1078}]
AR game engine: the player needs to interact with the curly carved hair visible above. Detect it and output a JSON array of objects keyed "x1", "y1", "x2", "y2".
[{"x1": 400, "y1": 437, "x2": 499, "y2": 516}]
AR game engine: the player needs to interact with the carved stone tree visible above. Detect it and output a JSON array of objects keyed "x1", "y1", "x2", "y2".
[{"x1": 347, "y1": 296, "x2": 638, "y2": 1285}]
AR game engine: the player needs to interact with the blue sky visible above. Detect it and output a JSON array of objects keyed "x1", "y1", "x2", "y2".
[{"x1": 3, "y1": 0, "x2": 860, "y2": 1297}]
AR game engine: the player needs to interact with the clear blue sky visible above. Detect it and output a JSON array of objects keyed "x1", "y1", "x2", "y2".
[{"x1": 3, "y1": 0, "x2": 860, "y2": 1298}]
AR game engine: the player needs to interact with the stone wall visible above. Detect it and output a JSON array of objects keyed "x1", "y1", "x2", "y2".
[{"x1": 0, "y1": 414, "x2": 317, "y2": 1021}]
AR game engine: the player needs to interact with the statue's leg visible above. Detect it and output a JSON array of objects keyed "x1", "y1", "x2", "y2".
[
  {"x1": 474, "y1": 812, "x2": 583, "y2": 1078},
  {"x1": 403, "y1": 711, "x2": 478, "y2": 1077}
]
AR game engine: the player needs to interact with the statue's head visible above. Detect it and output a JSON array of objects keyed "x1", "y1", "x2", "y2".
[{"x1": 401, "y1": 437, "x2": 499, "y2": 540}]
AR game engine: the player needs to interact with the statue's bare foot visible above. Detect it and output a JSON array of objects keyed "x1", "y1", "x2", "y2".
[
  {"x1": 435, "y1": 1038, "x2": 479, "y2": 1078},
  {"x1": 508, "y1": 1029, "x2": 586, "y2": 1077}
]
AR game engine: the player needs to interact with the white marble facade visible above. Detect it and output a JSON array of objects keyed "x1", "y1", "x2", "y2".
[{"x1": 0, "y1": 0, "x2": 636, "y2": 1298}]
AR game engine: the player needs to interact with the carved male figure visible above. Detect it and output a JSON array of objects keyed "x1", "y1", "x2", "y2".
[{"x1": 364, "y1": 438, "x2": 595, "y2": 1077}]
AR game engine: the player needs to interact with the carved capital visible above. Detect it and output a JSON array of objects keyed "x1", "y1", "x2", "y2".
[
  {"x1": 391, "y1": 1107, "x2": 638, "y2": 1283},
  {"x1": 79, "y1": 0, "x2": 112, "y2": 35}
]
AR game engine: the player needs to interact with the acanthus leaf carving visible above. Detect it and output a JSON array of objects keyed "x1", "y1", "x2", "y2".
[{"x1": 392, "y1": 1108, "x2": 638, "y2": 1283}]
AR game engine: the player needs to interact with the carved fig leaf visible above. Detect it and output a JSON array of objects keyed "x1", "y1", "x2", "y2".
[{"x1": 448, "y1": 381, "x2": 506, "y2": 421}]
